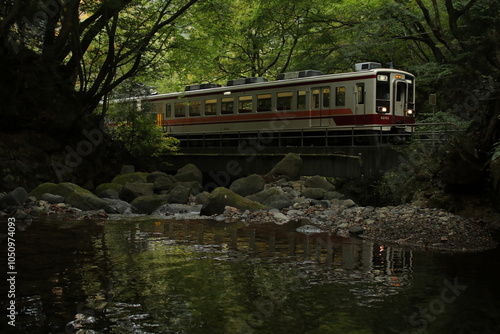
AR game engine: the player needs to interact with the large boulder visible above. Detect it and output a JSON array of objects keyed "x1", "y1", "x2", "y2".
[
  {"x1": 247, "y1": 187, "x2": 292, "y2": 210},
  {"x1": 303, "y1": 176, "x2": 335, "y2": 191},
  {"x1": 229, "y1": 174, "x2": 266, "y2": 197},
  {"x1": 167, "y1": 184, "x2": 192, "y2": 204},
  {"x1": 31, "y1": 182, "x2": 116, "y2": 212},
  {"x1": 56, "y1": 183, "x2": 115, "y2": 212},
  {"x1": 301, "y1": 188, "x2": 326, "y2": 200},
  {"x1": 95, "y1": 183, "x2": 123, "y2": 198},
  {"x1": 153, "y1": 175, "x2": 176, "y2": 193},
  {"x1": 200, "y1": 187, "x2": 268, "y2": 215},
  {"x1": 175, "y1": 164, "x2": 203, "y2": 184},
  {"x1": 267, "y1": 153, "x2": 302, "y2": 180},
  {"x1": 147, "y1": 171, "x2": 169, "y2": 183},
  {"x1": 30, "y1": 182, "x2": 59, "y2": 199},
  {"x1": 101, "y1": 198, "x2": 133, "y2": 214},
  {"x1": 0, "y1": 187, "x2": 28, "y2": 209},
  {"x1": 119, "y1": 182, "x2": 154, "y2": 203},
  {"x1": 111, "y1": 172, "x2": 149, "y2": 185},
  {"x1": 130, "y1": 194, "x2": 169, "y2": 214}
]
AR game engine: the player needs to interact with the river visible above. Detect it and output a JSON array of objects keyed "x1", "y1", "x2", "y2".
[{"x1": 1, "y1": 216, "x2": 499, "y2": 333}]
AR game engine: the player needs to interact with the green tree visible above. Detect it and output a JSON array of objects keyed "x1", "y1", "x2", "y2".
[{"x1": 0, "y1": 0, "x2": 198, "y2": 136}]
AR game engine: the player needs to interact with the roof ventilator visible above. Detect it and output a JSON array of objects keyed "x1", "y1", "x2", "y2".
[
  {"x1": 227, "y1": 77, "x2": 268, "y2": 86},
  {"x1": 184, "y1": 83, "x2": 221, "y2": 91},
  {"x1": 354, "y1": 62, "x2": 382, "y2": 71},
  {"x1": 276, "y1": 70, "x2": 323, "y2": 80}
]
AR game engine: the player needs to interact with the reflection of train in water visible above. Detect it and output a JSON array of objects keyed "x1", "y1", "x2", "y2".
[{"x1": 138, "y1": 62, "x2": 415, "y2": 146}]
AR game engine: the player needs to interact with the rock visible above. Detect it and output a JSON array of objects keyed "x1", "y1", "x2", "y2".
[
  {"x1": 119, "y1": 182, "x2": 154, "y2": 203},
  {"x1": 147, "y1": 171, "x2": 169, "y2": 183},
  {"x1": 30, "y1": 182, "x2": 60, "y2": 199},
  {"x1": 56, "y1": 183, "x2": 116, "y2": 213},
  {"x1": 229, "y1": 174, "x2": 266, "y2": 196},
  {"x1": 247, "y1": 187, "x2": 292, "y2": 209},
  {"x1": 0, "y1": 187, "x2": 28, "y2": 209},
  {"x1": 267, "y1": 153, "x2": 302, "y2": 180},
  {"x1": 120, "y1": 165, "x2": 135, "y2": 174},
  {"x1": 95, "y1": 183, "x2": 123, "y2": 198},
  {"x1": 111, "y1": 172, "x2": 149, "y2": 185},
  {"x1": 153, "y1": 175, "x2": 175, "y2": 192},
  {"x1": 341, "y1": 199, "x2": 356, "y2": 208},
  {"x1": 324, "y1": 191, "x2": 345, "y2": 200},
  {"x1": 101, "y1": 198, "x2": 133, "y2": 214},
  {"x1": 200, "y1": 187, "x2": 268, "y2": 215},
  {"x1": 303, "y1": 176, "x2": 335, "y2": 191},
  {"x1": 271, "y1": 211, "x2": 289, "y2": 224},
  {"x1": 130, "y1": 194, "x2": 169, "y2": 214},
  {"x1": 349, "y1": 225, "x2": 364, "y2": 235},
  {"x1": 167, "y1": 184, "x2": 192, "y2": 204},
  {"x1": 195, "y1": 192, "x2": 210, "y2": 206},
  {"x1": 40, "y1": 193, "x2": 65, "y2": 204},
  {"x1": 13, "y1": 209, "x2": 30, "y2": 221},
  {"x1": 153, "y1": 204, "x2": 202, "y2": 215},
  {"x1": 97, "y1": 189, "x2": 120, "y2": 199},
  {"x1": 175, "y1": 164, "x2": 203, "y2": 184},
  {"x1": 301, "y1": 188, "x2": 326, "y2": 200}
]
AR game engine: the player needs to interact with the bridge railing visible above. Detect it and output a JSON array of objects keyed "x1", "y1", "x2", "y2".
[{"x1": 168, "y1": 123, "x2": 462, "y2": 148}]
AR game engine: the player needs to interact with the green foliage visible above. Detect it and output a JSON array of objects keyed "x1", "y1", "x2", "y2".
[{"x1": 108, "y1": 101, "x2": 179, "y2": 159}]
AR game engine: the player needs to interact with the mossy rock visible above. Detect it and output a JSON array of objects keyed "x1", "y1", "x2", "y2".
[
  {"x1": 30, "y1": 182, "x2": 60, "y2": 199},
  {"x1": 247, "y1": 187, "x2": 292, "y2": 209},
  {"x1": 111, "y1": 172, "x2": 149, "y2": 185},
  {"x1": 267, "y1": 153, "x2": 302, "y2": 180},
  {"x1": 131, "y1": 194, "x2": 169, "y2": 214},
  {"x1": 32, "y1": 182, "x2": 115, "y2": 212},
  {"x1": 95, "y1": 183, "x2": 123, "y2": 197},
  {"x1": 200, "y1": 187, "x2": 268, "y2": 215}
]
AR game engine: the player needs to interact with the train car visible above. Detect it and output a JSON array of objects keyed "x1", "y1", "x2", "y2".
[{"x1": 143, "y1": 62, "x2": 415, "y2": 146}]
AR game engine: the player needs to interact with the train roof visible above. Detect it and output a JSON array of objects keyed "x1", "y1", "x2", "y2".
[{"x1": 144, "y1": 65, "x2": 413, "y2": 102}]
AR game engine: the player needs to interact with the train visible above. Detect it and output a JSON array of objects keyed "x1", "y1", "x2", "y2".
[{"x1": 133, "y1": 62, "x2": 415, "y2": 146}]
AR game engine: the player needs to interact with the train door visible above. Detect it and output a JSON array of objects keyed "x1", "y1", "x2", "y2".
[
  {"x1": 393, "y1": 80, "x2": 408, "y2": 119},
  {"x1": 354, "y1": 83, "x2": 365, "y2": 124},
  {"x1": 311, "y1": 87, "x2": 330, "y2": 127}
]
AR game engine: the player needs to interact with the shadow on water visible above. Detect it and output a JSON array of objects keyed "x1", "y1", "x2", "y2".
[{"x1": 1, "y1": 216, "x2": 499, "y2": 334}]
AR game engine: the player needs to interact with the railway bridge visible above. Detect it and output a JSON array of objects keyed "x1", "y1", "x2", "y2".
[{"x1": 161, "y1": 123, "x2": 455, "y2": 181}]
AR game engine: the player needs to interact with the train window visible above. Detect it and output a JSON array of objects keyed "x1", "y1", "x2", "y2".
[
  {"x1": 396, "y1": 82, "x2": 406, "y2": 102},
  {"x1": 335, "y1": 87, "x2": 346, "y2": 106},
  {"x1": 205, "y1": 99, "x2": 217, "y2": 116},
  {"x1": 312, "y1": 89, "x2": 320, "y2": 108},
  {"x1": 221, "y1": 97, "x2": 234, "y2": 114},
  {"x1": 257, "y1": 94, "x2": 272, "y2": 112},
  {"x1": 297, "y1": 90, "x2": 306, "y2": 109},
  {"x1": 323, "y1": 88, "x2": 331, "y2": 108},
  {"x1": 277, "y1": 92, "x2": 293, "y2": 111},
  {"x1": 189, "y1": 100, "x2": 201, "y2": 117},
  {"x1": 238, "y1": 96, "x2": 253, "y2": 113},
  {"x1": 357, "y1": 84, "x2": 365, "y2": 104},
  {"x1": 174, "y1": 102, "x2": 186, "y2": 117},
  {"x1": 166, "y1": 104, "x2": 173, "y2": 118},
  {"x1": 376, "y1": 81, "x2": 390, "y2": 101}
]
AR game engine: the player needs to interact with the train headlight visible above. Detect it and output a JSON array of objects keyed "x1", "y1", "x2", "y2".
[
  {"x1": 377, "y1": 106, "x2": 388, "y2": 113},
  {"x1": 406, "y1": 109, "x2": 414, "y2": 116}
]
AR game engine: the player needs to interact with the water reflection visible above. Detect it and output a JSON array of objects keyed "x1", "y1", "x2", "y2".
[{"x1": 6, "y1": 217, "x2": 498, "y2": 334}]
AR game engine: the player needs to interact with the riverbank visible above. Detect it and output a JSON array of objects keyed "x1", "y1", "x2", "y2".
[{"x1": 1, "y1": 153, "x2": 498, "y2": 253}]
